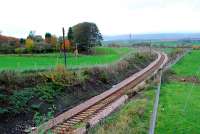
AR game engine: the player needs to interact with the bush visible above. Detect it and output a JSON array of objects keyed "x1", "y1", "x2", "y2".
[
  {"x1": 9, "y1": 89, "x2": 33, "y2": 113},
  {"x1": 32, "y1": 42, "x2": 55, "y2": 53},
  {"x1": 31, "y1": 104, "x2": 41, "y2": 111},
  {"x1": 0, "y1": 71, "x2": 21, "y2": 89},
  {"x1": 14, "y1": 47, "x2": 26, "y2": 54},
  {"x1": 0, "y1": 107, "x2": 9, "y2": 114},
  {"x1": 33, "y1": 112, "x2": 44, "y2": 126},
  {"x1": 33, "y1": 106, "x2": 55, "y2": 126},
  {"x1": 108, "y1": 43, "x2": 120, "y2": 47},
  {"x1": 0, "y1": 43, "x2": 15, "y2": 54},
  {"x1": 34, "y1": 84, "x2": 58, "y2": 103}
]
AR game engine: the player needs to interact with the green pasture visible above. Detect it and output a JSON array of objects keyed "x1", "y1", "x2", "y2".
[
  {"x1": 172, "y1": 50, "x2": 200, "y2": 78},
  {"x1": 156, "y1": 82, "x2": 200, "y2": 134},
  {"x1": 0, "y1": 47, "x2": 132, "y2": 71},
  {"x1": 156, "y1": 50, "x2": 200, "y2": 134}
]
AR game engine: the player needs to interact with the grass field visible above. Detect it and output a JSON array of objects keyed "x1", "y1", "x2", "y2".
[
  {"x1": 160, "y1": 48, "x2": 175, "y2": 54},
  {"x1": 172, "y1": 50, "x2": 200, "y2": 78},
  {"x1": 89, "y1": 88, "x2": 156, "y2": 134},
  {"x1": 156, "y1": 82, "x2": 200, "y2": 134},
  {"x1": 104, "y1": 40, "x2": 200, "y2": 47},
  {"x1": 156, "y1": 50, "x2": 200, "y2": 134},
  {"x1": 0, "y1": 47, "x2": 132, "y2": 71}
]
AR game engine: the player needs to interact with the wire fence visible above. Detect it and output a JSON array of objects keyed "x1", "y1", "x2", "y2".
[
  {"x1": 149, "y1": 49, "x2": 192, "y2": 134},
  {"x1": 149, "y1": 70, "x2": 163, "y2": 134}
]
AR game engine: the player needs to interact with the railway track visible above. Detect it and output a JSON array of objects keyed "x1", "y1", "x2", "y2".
[{"x1": 32, "y1": 51, "x2": 168, "y2": 134}]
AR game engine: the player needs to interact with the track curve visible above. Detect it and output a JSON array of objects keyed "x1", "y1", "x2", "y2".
[{"x1": 31, "y1": 51, "x2": 168, "y2": 134}]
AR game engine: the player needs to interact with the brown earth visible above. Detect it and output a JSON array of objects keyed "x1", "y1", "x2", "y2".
[{"x1": 169, "y1": 75, "x2": 200, "y2": 84}]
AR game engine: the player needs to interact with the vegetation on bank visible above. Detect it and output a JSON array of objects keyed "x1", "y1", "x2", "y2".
[
  {"x1": 89, "y1": 48, "x2": 196, "y2": 134},
  {"x1": 89, "y1": 87, "x2": 156, "y2": 134},
  {"x1": 0, "y1": 50, "x2": 154, "y2": 133}
]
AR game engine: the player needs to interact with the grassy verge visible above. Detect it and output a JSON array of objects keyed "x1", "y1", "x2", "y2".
[
  {"x1": 0, "y1": 47, "x2": 132, "y2": 71},
  {"x1": 88, "y1": 88, "x2": 156, "y2": 134}
]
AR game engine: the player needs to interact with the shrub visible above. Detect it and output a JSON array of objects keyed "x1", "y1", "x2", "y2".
[
  {"x1": 42, "y1": 68, "x2": 84, "y2": 87},
  {"x1": 25, "y1": 38, "x2": 34, "y2": 52},
  {"x1": 33, "y1": 112, "x2": 44, "y2": 126},
  {"x1": 9, "y1": 89, "x2": 33, "y2": 113},
  {"x1": 0, "y1": 70, "x2": 20, "y2": 89},
  {"x1": 33, "y1": 83, "x2": 64, "y2": 103},
  {"x1": 34, "y1": 84, "x2": 56, "y2": 103},
  {"x1": 0, "y1": 107, "x2": 9, "y2": 114},
  {"x1": 31, "y1": 104, "x2": 41, "y2": 111},
  {"x1": 33, "y1": 106, "x2": 55, "y2": 126},
  {"x1": 14, "y1": 47, "x2": 26, "y2": 54},
  {"x1": 0, "y1": 43, "x2": 15, "y2": 54}
]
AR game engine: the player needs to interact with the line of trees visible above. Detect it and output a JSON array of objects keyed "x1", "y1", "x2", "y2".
[{"x1": 0, "y1": 22, "x2": 103, "y2": 54}]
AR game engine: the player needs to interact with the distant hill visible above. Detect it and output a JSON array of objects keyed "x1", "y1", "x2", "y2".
[
  {"x1": 103, "y1": 33, "x2": 200, "y2": 41},
  {"x1": 0, "y1": 35, "x2": 19, "y2": 44}
]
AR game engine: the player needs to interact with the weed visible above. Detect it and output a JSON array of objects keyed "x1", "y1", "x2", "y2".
[
  {"x1": 34, "y1": 84, "x2": 56, "y2": 103},
  {"x1": 33, "y1": 105, "x2": 56, "y2": 126},
  {"x1": 33, "y1": 112, "x2": 44, "y2": 126}
]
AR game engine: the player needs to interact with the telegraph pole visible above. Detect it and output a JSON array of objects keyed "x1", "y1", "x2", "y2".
[
  {"x1": 129, "y1": 33, "x2": 132, "y2": 44},
  {"x1": 62, "y1": 27, "x2": 67, "y2": 67},
  {"x1": 150, "y1": 40, "x2": 152, "y2": 56}
]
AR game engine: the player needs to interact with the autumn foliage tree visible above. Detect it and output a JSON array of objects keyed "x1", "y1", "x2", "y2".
[
  {"x1": 25, "y1": 38, "x2": 34, "y2": 52},
  {"x1": 50, "y1": 35, "x2": 57, "y2": 47},
  {"x1": 61, "y1": 39, "x2": 70, "y2": 51}
]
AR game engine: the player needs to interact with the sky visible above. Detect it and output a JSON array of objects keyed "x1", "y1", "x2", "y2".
[{"x1": 1, "y1": 0, "x2": 200, "y2": 38}]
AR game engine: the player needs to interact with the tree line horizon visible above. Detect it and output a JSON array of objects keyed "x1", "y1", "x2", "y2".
[{"x1": 0, "y1": 22, "x2": 103, "y2": 54}]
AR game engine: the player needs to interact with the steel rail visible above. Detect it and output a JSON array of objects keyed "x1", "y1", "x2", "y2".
[{"x1": 31, "y1": 51, "x2": 168, "y2": 134}]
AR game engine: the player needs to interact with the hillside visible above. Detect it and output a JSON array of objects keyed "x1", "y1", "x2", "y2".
[{"x1": 0, "y1": 35, "x2": 19, "y2": 43}]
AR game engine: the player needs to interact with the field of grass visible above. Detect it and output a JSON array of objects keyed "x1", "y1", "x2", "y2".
[
  {"x1": 172, "y1": 50, "x2": 200, "y2": 78},
  {"x1": 156, "y1": 82, "x2": 200, "y2": 134},
  {"x1": 0, "y1": 47, "x2": 132, "y2": 71},
  {"x1": 153, "y1": 40, "x2": 200, "y2": 47},
  {"x1": 160, "y1": 48, "x2": 175, "y2": 54},
  {"x1": 104, "y1": 40, "x2": 200, "y2": 47},
  {"x1": 156, "y1": 50, "x2": 200, "y2": 134},
  {"x1": 89, "y1": 88, "x2": 156, "y2": 134}
]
